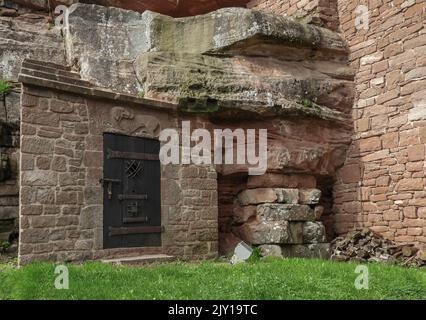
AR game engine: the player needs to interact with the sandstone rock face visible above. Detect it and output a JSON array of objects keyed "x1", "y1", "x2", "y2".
[
  {"x1": 136, "y1": 8, "x2": 347, "y2": 56},
  {"x1": 0, "y1": 11, "x2": 65, "y2": 82},
  {"x1": 13, "y1": 0, "x2": 251, "y2": 17},
  {"x1": 65, "y1": 4, "x2": 146, "y2": 94}
]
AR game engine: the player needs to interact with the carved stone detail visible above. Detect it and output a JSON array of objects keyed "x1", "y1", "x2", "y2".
[{"x1": 111, "y1": 107, "x2": 161, "y2": 137}]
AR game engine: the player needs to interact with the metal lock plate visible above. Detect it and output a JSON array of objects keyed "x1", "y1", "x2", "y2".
[{"x1": 127, "y1": 202, "x2": 139, "y2": 217}]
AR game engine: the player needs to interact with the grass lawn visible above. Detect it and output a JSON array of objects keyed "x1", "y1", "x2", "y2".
[{"x1": 0, "y1": 258, "x2": 425, "y2": 300}]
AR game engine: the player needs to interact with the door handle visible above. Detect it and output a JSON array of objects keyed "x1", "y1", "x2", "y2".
[{"x1": 100, "y1": 178, "x2": 121, "y2": 199}]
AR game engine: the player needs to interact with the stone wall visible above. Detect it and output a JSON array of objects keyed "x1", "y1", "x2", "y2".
[
  {"x1": 0, "y1": 0, "x2": 66, "y2": 242},
  {"x1": 247, "y1": 0, "x2": 339, "y2": 30},
  {"x1": 333, "y1": 0, "x2": 426, "y2": 245},
  {"x1": 18, "y1": 64, "x2": 218, "y2": 264}
]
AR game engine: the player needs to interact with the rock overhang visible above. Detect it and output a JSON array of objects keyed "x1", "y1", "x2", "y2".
[{"x1": 63, "y1": 5, "x2": 353, "y2": 121}]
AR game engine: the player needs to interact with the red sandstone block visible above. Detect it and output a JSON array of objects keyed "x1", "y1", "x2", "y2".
[
  {"x1": 419, "y1": 127, "x2": 426, "y2": 143},
  {"x1": 396, "y1": 178, "x2": 424, "y2": 191},
  {"x1": 384, "y1": 43, "x2": 404, "y2": 59},
  {"x1": 381, "y1": 158, "x2": 397, "y2": 166},
  {"x1": 405, "y1": 5, "x2": 426, "y2": 20},
  {"x1": 383, "y1": 210, "x2": 400, "y2": 221},
  {"x1": 407, "y1": 228, "x2": 422, "y2": 236},
  {"x1": 376, "y1": 88, "x2": 400, "y2": 104},
  {"x1": 395, "y1": 229, "x2": 408, "y2": 236},
  {"x1": 406, "y1": 161, "x2": 424, "y2": 172},
  {"x1": 403, "y1": 206, "x2": 417, "y2": 219},
  {"x1": 372, "y1": 186, "x2": 389, "y2": 195},
  {"x1": 371, "y1": 226, "x2": 390, "y2": 234},
  {"x1": 388, "y1": 114, "x2": 408, "y2": 128},
  {"x1": 407, "y1": 144, "x2": 425, "y2": 161},
  {"x1": 403, "y1": 218, "x2": 426, "y2": 227},
  {"x1": 362, "y1": 149, "x2": 390, "y2": 162},
  {"x1": 372, "y1": 60, "x2": 389, "y2": 74},
  {"x1": 401, "y1": 78, "x2": 426, "y2": 96},
  {"x1": 399, "y1": 128, "x2": 420, "y2": 146},
  {"x1": 415, "y1": 236, "x2": 426, "y2": 243},
  {"x1": 418, "y1": 207, "x2": 426, "y2": 219},
  {"x1": 338, "y1": 163, "x2": 362, "y2": 184},
  {"x1": 368, "y1": 214, "x2": 384, "y2": 222},
  {"x1": 370, "y1": 194, "x2": 388, "y2": 202},
  {"x1": 385, "y1": 70, "x2": 402, "y2": 89},
  {"x1": 382, "y1": 132, "x2": 399, "y2": 149},
  {"x1": 359, "y1": 136, "x2": 382, "y2": 152},
  {"x1": 355, "y1": 118, "x2": 370, "y2": 132},
  {"x1": 389, "y1": 221, "x2": 404, "y2": 229},
  {"x1": 371, "y1": 114, "x2": 388, "y2": 128},
  {"x1": 408, "y1": 198, "x2": 426, "y2": 206}
]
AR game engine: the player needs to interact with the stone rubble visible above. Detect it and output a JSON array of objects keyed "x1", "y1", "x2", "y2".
[
  {"x1": 331, "y1": 228, "x2": 425, "y2": 267},
  {"x1": 231, "y1": 187, "x2": 331, "y2": 259}
]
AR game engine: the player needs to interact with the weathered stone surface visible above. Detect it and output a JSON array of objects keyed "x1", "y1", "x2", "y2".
[
  {"x1": 137, "y1": 8, "x2": 347, "y2": 57},
  {"x1": 232, "y1": 219, "x2": 306, "y2": 245},
  {"x1": 4, "y1": 91, "x2": 20, "y2": 125},
  {"x1": 314, "y1": 205, "x2": 324, "y2": 220},
  {"x1": 232, "y1": 204, "x2": 256, "y2": 224},
  {"x1": 232, "y1": 221, "x2": 290, "y2": 245},
  {"x1": 274, "y1": 188, "x2": 299, "y2": 204},
  {"x1": 281, "y1": 243, "x2": 331, "y2": 259},
  {"x1": 299, "y1": 189, "x2": 321, "y2": 205},
  {"x1": 135, "y1": 52, "x2": 353, "y2": 120},
  {"x1": 259, "y1": 244, "x2": 282, "y2": 257},
  {"x1": 0, "y1": 206, "x2": 18, "y2": 219},
  {"x1": 288, "y1": 222, "x2": 304, "y2": 244},
  {"x1": 66, "y1": 4, "x2": 148, "y2": 94},
  {"x1": 13, "y1": 0, "x2": 251, "y2": 17},
  {"x1": 0, "y1": 11, "x2": 66, "y2": 82},
  {"x1": 237, "y1": 188, "x2": 320, "y2": 207},
  {"x1": 20, "y1": 228, "x2": 49, "y2": 243},
  {"x1": 257, "y1": 204, "x2": 315, "y2": 221},
  {"x1": 303, "y1": 221, "x2": 326, "y2": 243},
  {"x1": 247, "y1": 174, "x2": 317, "y2": 189},
  {"x1": 21, "y1": 137, "x2": 54, "y2": 154},
  {"x1": 237, "y1": 188, "x2": 277, "y2": 205},
  {"x1": 21, "y1": 171, "x2": 57, "y2": 186},
  {"x1": 131, "y1": 7, "x2": 353, "y2": 122}
]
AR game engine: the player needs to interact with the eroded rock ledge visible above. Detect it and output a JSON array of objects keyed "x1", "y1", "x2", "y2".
[{"x1": 66, "y1": 5, "x2": 354, "y2": 126}]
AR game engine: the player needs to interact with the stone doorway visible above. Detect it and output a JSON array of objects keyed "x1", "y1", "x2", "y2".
[{"x1": 102, "y1": 133, "x2": 162, "y2": 249}]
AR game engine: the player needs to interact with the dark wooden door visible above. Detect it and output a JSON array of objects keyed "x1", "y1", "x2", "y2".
[{"x1": 103, "y1": 133, "x2": 161, "y2": 249}]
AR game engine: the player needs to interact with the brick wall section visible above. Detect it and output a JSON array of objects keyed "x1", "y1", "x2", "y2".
[
  {"x1": 19, "y1": 84, "x2": 218, "y2": 264},
  {"x1": 333, "y1": 0, "x2": 426, "y2": 245},
  {"x1": 247, "y1": 0, "x2": 339, "y2": 30}
]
